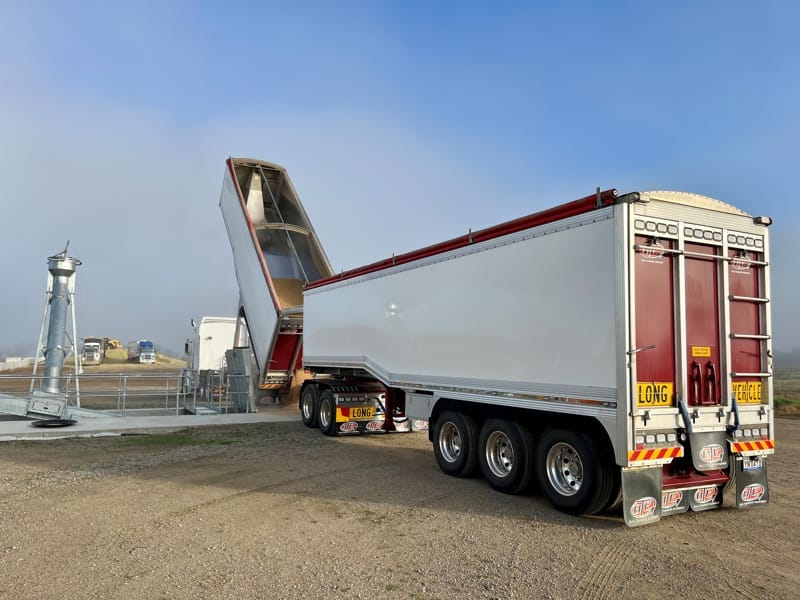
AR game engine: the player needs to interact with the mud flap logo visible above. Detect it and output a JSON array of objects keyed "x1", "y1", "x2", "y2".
[
  {"x1": 693, "y1": 486, "x2": 719, "y2": 505},
  {"x1": 630, "y1": 497, "x2": 657, "y2": 519},
  {"x1": 339, "y1": 421, "x2": 359, "y2": 433},
  {"x1": 365, "y1": 421, "x2": 384, "y2": 432},
  {"x1": 741, "y1": 483, "x2": 766, "y2": 503},
  {"x1": 662, "y1": 490, "x2": 683, "y2": 510},
  {"x1": 699, "y1": 444, "x2": 724, "y2": 465}
]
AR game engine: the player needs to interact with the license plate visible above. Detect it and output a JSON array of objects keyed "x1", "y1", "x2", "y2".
[
  {"x1": 742, "y1": 457, "x2": 763, "y2": 472},
  {"x1": 732, "y1": 381, "x2": 762, "y2": 404},
  {"x1": 350, "y1": 406, "x2": 375, "y2": 419}
]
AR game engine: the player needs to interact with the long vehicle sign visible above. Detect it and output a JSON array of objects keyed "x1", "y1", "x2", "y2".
[
  {"x1": 732, "y1": 381, "x2": 762, "y2": 404},
  {"x1": 636, "y1": 382, "x2": 673, "y2": 407}
]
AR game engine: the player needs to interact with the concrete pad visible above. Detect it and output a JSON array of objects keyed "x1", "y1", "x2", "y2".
[{"x1": 0, "y1": 406, "x2": 300, "y2": 442}]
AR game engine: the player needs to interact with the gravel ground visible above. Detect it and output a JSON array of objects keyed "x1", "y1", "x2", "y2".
[{"x1": 0, "y1": 418, "x2": 798, "y2": 599}]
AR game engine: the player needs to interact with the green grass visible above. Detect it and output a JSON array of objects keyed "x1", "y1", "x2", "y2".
[{"x1": 774, "y1": 370, "x2": 800, "y2": 416}]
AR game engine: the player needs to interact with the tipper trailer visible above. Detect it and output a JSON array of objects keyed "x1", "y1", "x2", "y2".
[
  {"x1": 298, "y1": 187, "x2": 774, "y2": 526},
  {"x1": 219, "y1": 157, "x2": 416, "y2": 425},
  {"x1": 219, "y1": 158, "x2": 334, "y2": 394}
]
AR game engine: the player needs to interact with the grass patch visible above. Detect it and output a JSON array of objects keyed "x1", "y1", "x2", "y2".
[{"x1": 774, "y1": 370, "x2": 800, "y2": 417}]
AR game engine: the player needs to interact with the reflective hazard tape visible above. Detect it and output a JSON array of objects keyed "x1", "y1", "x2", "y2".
[
  {"x1": 628, "y1": 447, "x2": 684, "y2": 462},
  {"x1": 731, "y1": 440, "x2": 775, "y2": 453}
]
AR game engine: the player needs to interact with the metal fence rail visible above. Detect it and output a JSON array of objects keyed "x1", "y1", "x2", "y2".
[{"x1": 0, "y1": 371, "x2": 241, "y2": 416}]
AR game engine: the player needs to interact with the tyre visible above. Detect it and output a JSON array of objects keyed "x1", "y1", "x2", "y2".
[
  {"x1": 318, "y1": 390, "x2": 337, "y2": 436},
  {"x1": 432, "y1": 410, "x2": 479, "y2": 477},
  {"x1": 478, "y1": 418, "x2": 536, "y2": 494},
  {"x1": 535, "y1": 428, "x2": 614, "y2": 516},
  {"x1": 601, "y1": 468, "x2": 622, "y2": 512},
  {"x1": 300, "y1": 384, "x2": 319, "y2": 428}
]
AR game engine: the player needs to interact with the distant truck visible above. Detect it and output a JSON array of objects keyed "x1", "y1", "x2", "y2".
[
  {"x1": 81, "y1": 337, "x2": 105, "y2": 365},
  {"x1": 183, "y1": 316, "x2": 237, "y2": 402},
  {"x1": 128, "y1": 340, "x2": 156, "y2": 364},
  {"x1": 187, "y1": 317, "x2": 237, "y2": 372}
]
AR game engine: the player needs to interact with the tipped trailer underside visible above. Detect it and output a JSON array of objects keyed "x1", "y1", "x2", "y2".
[{"x1": 301, "y1": 188, "x2": 775, "y2": 526}]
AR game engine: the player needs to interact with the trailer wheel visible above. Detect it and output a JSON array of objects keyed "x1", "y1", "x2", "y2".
[
  {"x1": 535, "y1": 428, "x2": 614, "y2": 516},
  {"x1": 478, "y1": 418, "x2": 535, "y2": 494},
  {"x1": 318, "y1": 390, "x2": 337, "y2": 436},
  {"x1": 300, "y1": 384, "x2": 319, "y2": 428},
  {"x1": 601, "y1": 468, "x2": 622, "y2": 512},
  {"x1": 433, "y1": 410, "x2": 478, "y2": 477}
]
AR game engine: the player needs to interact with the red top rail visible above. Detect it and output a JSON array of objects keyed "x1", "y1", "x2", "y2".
[{"x1": 305, "y1": 188, "x2": 618, "y2": 290}]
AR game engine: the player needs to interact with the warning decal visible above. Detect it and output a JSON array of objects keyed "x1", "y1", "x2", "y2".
[
  {"x1": 731, "y1": 440, "x2": 775, "y2": 453},
  {"x1": 692, "y1": 346, "x2": 711, "y2": 357},
  {"x1": 628, "y1": 447, "x2": 684, "y2": 462}
]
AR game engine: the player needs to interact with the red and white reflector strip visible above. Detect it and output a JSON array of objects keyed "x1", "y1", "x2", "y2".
[
  {"x1": 731, "y1": 439, "x2": 775, "y2": 453},
  {"x1": 628, "y1": 447, "x2": 684, "y2": 462}
]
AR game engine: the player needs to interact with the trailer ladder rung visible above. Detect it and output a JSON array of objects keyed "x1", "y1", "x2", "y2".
[
  {"x1": 729, "y1": 333, "x2": 771, "y2": 340},
  {"x1": 728, "y1": 295, "x2": 769, "y2": 304},
  {"x1": 730, "y1": 372, "x2": 772, "y2": 378}
]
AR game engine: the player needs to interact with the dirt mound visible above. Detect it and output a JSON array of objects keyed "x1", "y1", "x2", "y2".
[
  {"x1": 156, "y1": 353, "x2": 185, "y2": 366},
  {"x1": 104, "y1": 348, "x2": 129, "y2": 363}
]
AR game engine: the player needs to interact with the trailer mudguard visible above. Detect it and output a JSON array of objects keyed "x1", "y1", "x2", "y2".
[
  {"x1": 622, "y1": 466, "x2": 662, "y2": 527},
  {"x1": 734, "y1": 455, "x2": 769, "y2": 508}
]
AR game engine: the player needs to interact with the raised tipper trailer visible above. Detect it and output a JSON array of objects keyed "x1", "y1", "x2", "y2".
[
  {"x1": 219, "y1": 158, "x2": 334, "y2": 394},
  {"x1": 299, "y1": 187, "x2": 775, "y2": 526}
]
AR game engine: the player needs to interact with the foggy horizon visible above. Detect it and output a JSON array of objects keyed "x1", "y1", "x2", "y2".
[{"x1": 1, "y1": 3, "x2": 798, "y2": 358}]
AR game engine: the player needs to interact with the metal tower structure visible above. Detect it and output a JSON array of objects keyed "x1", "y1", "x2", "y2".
[{"x1": 27, "y1": 244, "x2": 82, "y2": 416}]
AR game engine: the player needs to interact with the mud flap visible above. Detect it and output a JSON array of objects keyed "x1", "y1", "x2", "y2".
[
  {"x1": 661, "y1": 488, "x2": 690, "y2": 516},
  {"x1": 688, "y1": 484, "x2": 724, "y2": 512},
  {"x1": 735, "y1": 455, "x2": 769, "y2": 508},
  {"x1": 689, "y1": 431, "x2": 729, "y2": 471},
  {"x1": 622, "y1": 467, "x2": 662, "y2": 527}
]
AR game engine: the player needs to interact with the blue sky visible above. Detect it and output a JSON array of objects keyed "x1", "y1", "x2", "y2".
[{"x1": 1, "y1": 1, "x2": 798, "y2": 354}]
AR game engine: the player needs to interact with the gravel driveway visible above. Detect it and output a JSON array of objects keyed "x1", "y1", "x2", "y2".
[{"x1": 1, "y1": 418, "x2": 798, "y2": 599}]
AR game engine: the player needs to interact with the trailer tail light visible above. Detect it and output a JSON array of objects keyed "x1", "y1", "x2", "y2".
[
  {"x1": 339, "y1": 407, "x2": 350, "y2": 417},
  {"x1": 630, "y1": 429, "x2": 684, "y2": 463},
  {"x1": 732, "y1": 427, "x2": 770, "y2": 441}
]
